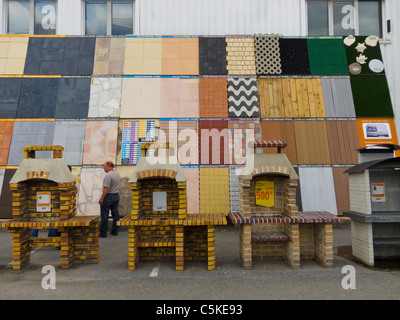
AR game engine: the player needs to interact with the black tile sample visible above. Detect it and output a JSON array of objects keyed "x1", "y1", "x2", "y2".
[
  {"x1": 0, "y1": 78, "x2": 22, "y2": 118},
  {"x1": 199, "y1": 37, "x2": 227, "y2": 75},
  {"x1": 55, "y1": 77, "x2": 91, "y2": 119},
  {"x1": 278, "y1": 38, "x2": 311, "y2": 75},
  {"x1": 24, "y1": 37, "x2": 95, "y2": 76},
  {"x1": 16, "y1": 77, "x2": 60, "y2": 118}
]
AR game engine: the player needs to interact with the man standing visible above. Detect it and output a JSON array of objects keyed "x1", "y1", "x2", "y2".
[{"x1": 99, "y1": 161, "x2": 120, "y2": 238}]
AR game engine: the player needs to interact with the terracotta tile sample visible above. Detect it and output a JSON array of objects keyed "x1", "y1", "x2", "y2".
[
  {"x1": 93, "y1": 37, "x2": 125, "y2": 75},
  {"x1": 159, "y1": 77, "x2": 199, "y2": 118},
  {"x1": 199, "y1": 167, "x2": 230, "y2": 214},
  {"x1": 199, "y1": 120, "x2": 229, "y2": 165},
  {"x1": 0, "y1": 120, "x2": 14, "y2": 165},
  {"x1": 199, "y1": 77, "x2": 228, "y2": 118},
  {"x1": 82, "y1": 120, "x2": 118, "y2": 165},
  {"x1": 120, "y1": 77, "x2": 161, "y2": 118},
  {"x1": 332, "y1": 167, "x2": 350, "y2": 216},
  {"x1": 182, "y1": 166, "x2": 200, "y2": 214},
  {"x1": 161, "y1": 37, "x2": 199, "y2": 75},
  {"x1": 88, "y1": 77, "x2": 122, "y2": 118}
]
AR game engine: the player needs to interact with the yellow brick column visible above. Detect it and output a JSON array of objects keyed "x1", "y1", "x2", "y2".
[
  {"x1": 176, "y1": 226, "x2": 184, "y2": 271},
  {"x1": 314, "y1": 223, "x2": 334, "y2": 267},
  {"x1": 284, "y1": 223, "x2": 300, "y2": 269},
  {"x1": 60, "y1": 229, "x2": 74, "y2": 269},
  {"x1": 128, "y1": 226, "x2": 139, "y2": 271},
  {"x1": 240, "y1": 224, "x2": 252, "y2": 270},
  {"x1": 207, "y1": 226, "x2": 216, "y2": 270},
  {"x1": 10, "y1": 228, "x2": 31, "y2": 270}
]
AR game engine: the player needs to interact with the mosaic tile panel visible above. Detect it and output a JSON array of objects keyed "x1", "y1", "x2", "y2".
[
  {"x1": 8, "y1": 120, "x2": 55, "y2": 165},
  {"x1": 82, "y1": 120, "x2": 118, "y2": 165},
  {"x1": 0, "y1": 36, "x2": 29, "y2": 75},
  {"x1": 227, "y1": 77, "x2": 260, "y2": 118},
  {"x1": 93, "y1": 37, "x2": 125, "y2": 75},
  {"x1": 199, "y1": 36, "x2": 227, "y2": 75},
  {"x1": 88, "y1": 77, "x2": 122, "y2": 118},
  {"x1": 77, "y1": 167, "x2": 105, "y2": 216},
  {"x1": 199, "y1": 76, "x2": 228, "y2": 118},
  {"x1": 17, "y1": 77, "x2": 60, "y2": 118},
  {"x1": 0, "y1": 78, "x2": 22, "y2": 118},
  {"x1": 254, "y1": 35, "x2": 282, "y2": 75}
]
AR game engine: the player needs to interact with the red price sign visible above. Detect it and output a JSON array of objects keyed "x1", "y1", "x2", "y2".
[{"x1": 255, "y1": 181, "x2": 274, "y2": 208}]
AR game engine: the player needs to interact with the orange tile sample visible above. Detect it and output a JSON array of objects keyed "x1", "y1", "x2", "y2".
[{"x1": 199, "y1": 77, "x2": 228, "y2": 118}]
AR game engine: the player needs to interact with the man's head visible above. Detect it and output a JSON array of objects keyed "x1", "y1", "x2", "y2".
[{"x1": 103, "y1": 161, "x2": 114, "y2": 173}]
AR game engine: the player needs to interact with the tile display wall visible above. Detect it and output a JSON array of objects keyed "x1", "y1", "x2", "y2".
[{"x1": 0, "y1": 34, "x2": 397, "y2": 218}]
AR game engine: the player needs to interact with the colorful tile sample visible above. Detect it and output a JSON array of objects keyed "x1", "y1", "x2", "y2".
[
  {"x1": 0, "y1": 78, "x2": 22, "y2": 118},
  {"x1": 259, "y1": 78, "x2": 325, "y2": 118},
  {"x1": 227, "y1": 76, "x2": 260, "y2": 118},
  {"x1": 350, "y1": 75, "x2": 393, "y2": 117},
  {"x1": 24, "y1": 37, "x2": 95, "y2": 76},
  {"x1": 159, "y1": 77, "x2": 199, "y2": 118},
  {"x1": 119, "y1": 119, "x2": 156, "y2": 165},
  {"x1": 228, "y1": 120, "x2": 262, "y2": 165},
  {"x1": 307, "y1": 38, "x2": 348, "y2": 75},
  {"x1": 182, "y1": 166, "x2": 200, "y2": 214},
  {"x1": 120, "y1": 77, "x2": 161, "y2": 118},
  {"x1": 199, "y1": 36, "x2": 227, "y2": 75},
  {"x1": 82, "y1": 120, "x2": 118, "y2": 165},
  {"x1": 343, "y1": 35, "x2": 385, "y2": 75},
  {"x1": 278, "y1": 38, "x2": 310, "y2": 75},
  {"x1": 77, "y1": 167, "x2": 105, "y2": 216},
  {"x1": 17, "y1": 77, "x2": 60, "y2": 118},
  {"x1": 0, "y1": 36, "x2": 29, "y2": 75},
  {"x1": 55, "y1": 77, "x2": 91, "y2": 119},
  {"x1": 161, "y1": 37, "x2": 199, "y2": 75},
  {"x1": 321, "y1": 77, "x2": 356, "y2": 118},
  {"x1": 226, "y1": 36, "x2": 256, "y2": 75},
  {"x1": 53, "y1": 120, "x2": 86, "y2": 165},
  {"x1": 199, "y1": 120, "x2": 228, "y2": 165},
  {"x1": 254, "y1": 35, "x2": 282, "y2": 75},
  {"x1": 88, "y1": 77, "x2": 122, "y2": 118},
  {"x1": 124, "y1": 37, "x2": 162, "y2": 75},
  {"x1": 8, "y1": 120, "x2": 55, "y2": 165},
  {"x1": 93, "y1": 37, "x2": 126, "y2": 75},
  {"x1": 199, "y1": 76, "x2": 228, "y2": 118},
  {"x1": 0, "y1": 120, "x2": 14, "y2": 165},
  {"x1": 199, "y1": 167, "x2": 230, "y2": 214}
]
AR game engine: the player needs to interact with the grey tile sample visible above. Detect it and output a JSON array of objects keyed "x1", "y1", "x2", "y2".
[
  {"x1": 53, "y1": 120, "x2": 86, "y2": 165},
  {"x1": 8, "y1": 121, "x2": 55, "y2": 165},
  {"x1": 55, "y1": 77, "x2": 91, "y2": 119},
  {"x1": 0, "y1": 169, "x2": 16, "y2": 219},
  {"x1": 24, "y1": 37, "x2": 95, "y2": 76},
  {"x1": 0, "y1": 78, "x2": 22, "y2": 118},
  {"x1": 321, "y1": 77, "x2": 356, "y2": 118},
  {"x1": 17, "y1": 77, "x2": 60, "y2": 118}
]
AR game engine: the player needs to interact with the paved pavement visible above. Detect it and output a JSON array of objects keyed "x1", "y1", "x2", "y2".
[{"x1": 0, "y1": 222, "x2": 399, "y2": 302}]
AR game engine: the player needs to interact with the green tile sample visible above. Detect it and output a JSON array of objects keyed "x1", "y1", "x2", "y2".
[{"x1": 307, "y1": 38, "x2": 348, "y2": 75}]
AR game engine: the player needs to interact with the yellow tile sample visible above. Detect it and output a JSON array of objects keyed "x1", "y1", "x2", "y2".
[{"x1": 199, "y1": 167, "x2": 230, "y2": 214}]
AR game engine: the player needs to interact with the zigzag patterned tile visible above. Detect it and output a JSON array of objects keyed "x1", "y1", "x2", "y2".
[{"x1": 227, "y1": 77, "x2": 260, "y2": 118}]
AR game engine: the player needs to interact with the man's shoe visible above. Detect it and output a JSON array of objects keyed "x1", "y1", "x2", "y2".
[
  {"x1": 99, "y1": 234, "x2": 107, "y2": 238},
  {"x1": 111, "y1": 232, "x2": 118, "y2": 236}
]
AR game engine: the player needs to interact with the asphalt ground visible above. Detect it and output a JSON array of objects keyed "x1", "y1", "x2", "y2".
[{"x1": 0, "y1": 221, "x2": 399, "y2": 306}]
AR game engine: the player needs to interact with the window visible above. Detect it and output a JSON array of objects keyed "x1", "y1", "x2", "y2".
[
  {"x1": 307, "y1": 0, "x2": 382, "y2": 37},
  {"x1": 7, "y1": 0, "x2": 56, "y2": 35},
  {"x1": 84, "y1": 1, "x2": 134, "y2": 35}
]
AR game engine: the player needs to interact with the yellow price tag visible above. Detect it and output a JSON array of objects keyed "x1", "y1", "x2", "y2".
[{"x1": 255, "y1": 181, "x2": 274, "y2": 208}]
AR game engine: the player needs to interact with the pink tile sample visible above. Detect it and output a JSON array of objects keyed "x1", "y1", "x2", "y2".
[
  {"x1": 182, "y1": 166, "x2": 200, "y2": 214},
  {"x1": 83, "y1": 120, "x2": 118, "y2": 165}
]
